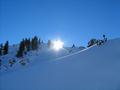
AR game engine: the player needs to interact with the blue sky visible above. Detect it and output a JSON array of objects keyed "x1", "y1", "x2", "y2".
[{"x1": 0, "y1": 0, "x2": 120, "y2": 46}]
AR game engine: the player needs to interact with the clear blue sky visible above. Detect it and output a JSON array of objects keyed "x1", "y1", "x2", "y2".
[{"x1": 0, "y1": 0, "x2": 120, "y2": 46}]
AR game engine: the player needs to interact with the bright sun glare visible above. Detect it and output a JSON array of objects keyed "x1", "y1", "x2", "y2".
[{"x1": 53, "y1": 39, "x2": 64, "y2": 51}]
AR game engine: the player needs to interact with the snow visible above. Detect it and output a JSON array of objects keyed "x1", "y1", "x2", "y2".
[
  {"x1": 0, "y1": 38, "x2": 120, "y2": 90},
  {"x1": 0, "y1": 43, "x2": 82, "y2": 73}
]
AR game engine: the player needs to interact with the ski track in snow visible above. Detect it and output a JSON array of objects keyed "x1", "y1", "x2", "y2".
[{"x1": 54, "y1": 45, "x2": 95, "y2": 61}]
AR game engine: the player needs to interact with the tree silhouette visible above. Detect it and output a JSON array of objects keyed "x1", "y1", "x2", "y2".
[
  {"x1": 25, "y1": 38, "x2": 31, "y2": 51},
  {"x1": 87, "y1": 39, "x2": 97, "y2": 47},
  {"x1": 16, "y1": 40, "x2": 25, "y2": 58},
  {"x1": 0, "y1": 48, "x2": 2, "y2": 56},
  {"x1": 31, "y1": 36, "x2": 39, "y2": 50},
  {"x1": 47, "y1": 40, "x2": 52, "y2": 48},
  {"x1": 72, "y1": 44, "x2": 75, "y2": 48},
  {"x1": 3, "y1": 41, "x2": 9, "y2": 55}
]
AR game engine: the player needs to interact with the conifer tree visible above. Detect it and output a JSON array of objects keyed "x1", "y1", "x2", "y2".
[
  {"x1": 0, "y1": 48, "x2": 2, "y2": 56},
  {"x1": 16, "y1": 40, "x2": 25, "y2": 58},
  {"x1": 72, "y1": 44, "x2": 75, "y2": 48},
  {"x1": 0, "y1": 44, "x2": 3, "y2": 56},
  {"x1": 25, "y1": 38, "x2": 31, "y2": 51},
  {"x1": 31, "y1": 36, "x2": 39, "y2": 50},
  {"x1": 47, "y1": 40, "x2": 52, "y2": 48},
  {"x1": 27, "y1": 38, "x2": 31, "y2": 51},
  {"x1": 0, "y1": 44, "x2": 3, "y2": 49},
  {"x1": 3, "y1": 41, "x2": 9, "y2": 55},
  {"x1": 39, "y1": 38, "x2": 41, "y2": 45},
  {"x1": 31, "y1": 38, "x2": 35, "y2": 50},
  {"x1": 34, "y1": 36, "x2": 38, "y2": 49}
]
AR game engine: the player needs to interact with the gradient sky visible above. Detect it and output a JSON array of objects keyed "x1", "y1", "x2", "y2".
[{"x1": 0, "y1": 0, "x2": 120, "y2": 46}]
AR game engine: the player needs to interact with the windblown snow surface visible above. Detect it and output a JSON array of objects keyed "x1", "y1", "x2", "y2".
[{"x1": 0, "y1": 38, "x2": 120, "y2": 90}]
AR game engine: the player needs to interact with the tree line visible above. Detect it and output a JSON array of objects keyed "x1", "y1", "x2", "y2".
[
  {"x1": 0, "y1": 35, "x2": 108, "y2": 57},
  {"x1": 16, "y1": 36, "x2": 40, "y2": 58}
]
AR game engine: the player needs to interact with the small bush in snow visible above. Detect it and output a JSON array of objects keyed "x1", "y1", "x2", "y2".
[
  {"x1": 19, "y1": 60, "x2": 26, "y2": 66},
  {"x1": 72, "y1": 44, "x2": 75, "y2": 48},
  {"x1": 103, "y1": 34, "x2": 107, "y2": 42},
  {"x1": 9, "y1": 58, "x2": 16, "y2": 67},
  {"x1": 87, "y1": 39, "x2": 97, "y2": 47},
  {"x1": 87, "y1": 35, "x2": 108, "y2": 47},
  {"x1": 97, "y1": 40, "x2": 104, "y2": 46}
]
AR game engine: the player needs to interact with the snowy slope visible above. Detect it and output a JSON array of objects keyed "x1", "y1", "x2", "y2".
[
  {"x1": 0, "y1": 38, "x2": 120, "y2": 90},
  {"x1": 0, "y1": 43, "x2": 83, "y2": 72}
]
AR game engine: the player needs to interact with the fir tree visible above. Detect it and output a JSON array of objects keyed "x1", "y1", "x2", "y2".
[
  {"x1": 31, "y1": 36, "x2": 39, "y2": 50},
  {"x1": 25, "y1": 38, "x2": 31, "y2": 51},
  {"x1": 31, "y1": 38, "x2": 34, "y2": 50},
  {"x1": 16, "y1": 40, "x2": 25, "y2": 58},
  {"x1": 39, "y1": 38, "x2": 41, "y2": 45},
  {"x1": 0, "y1": 48, "x2": 2, "y2": 56},
  {"x1": 34, "y1": 36, "x2": 38, "y2": 49},
  {"x1": 27, "y1": 38, "x2": 31, "y2": 51},
  {"x1": 47, "y1": 40, "x2": 52, "y2": 48},
  {"x1": 0, "y1": 44, "x2": 3, "y2": 56},
  {"x1": 3, "y1": 41, "x2": 9, "y2": 55},
  {"x1": 72, "y1": 44, "x2": 75, "y2": 48},
  {"x1": 0, "y1": 44, "x2": 3, "y2": 49}
]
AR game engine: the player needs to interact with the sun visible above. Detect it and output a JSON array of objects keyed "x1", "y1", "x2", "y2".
[{"x1": 53, "y1": 39, "x2": 64, "y2": 51}]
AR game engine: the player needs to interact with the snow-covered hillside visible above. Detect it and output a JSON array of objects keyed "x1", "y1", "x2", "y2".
[
  {"x1": 0, "y1": 38, "x2": 120, "y2": 90},
  {"x1": 0, "y1": 43, "x2": 84, "y2": 72}
]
